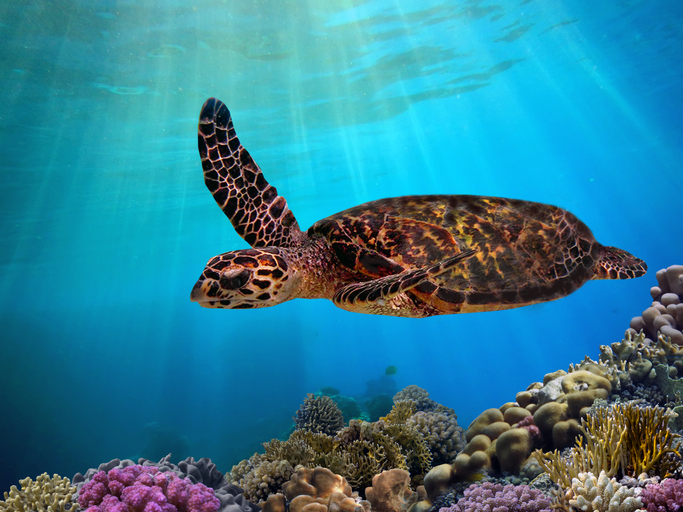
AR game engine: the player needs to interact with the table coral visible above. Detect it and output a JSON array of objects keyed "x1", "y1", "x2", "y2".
[
  {"x1": 295, "y1": 394, "x2": 345, "y2": 436},
  {"x1": 0, "y1": 473, "x2": 75, "y2": 512},
  {"x1": 78, "y1": 465, "x2": 220, "y2": 512},
  {"x1": 438, "y1": 482, "x2": 552, "y2": 512},
  {"x1": 639, "y1": 478, "x2": 683, "y2": 511}
]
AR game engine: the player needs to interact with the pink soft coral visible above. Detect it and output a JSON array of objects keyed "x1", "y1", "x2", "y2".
[
  {"x1": 78, "y1": 465, "x2": 220, "y2": 512},
  {"x1": 440, "y1": 482, "x2": 552, "y2": 512},
  {"x1": 640, "y1": 478, "x2": 683, "y2": 512}
]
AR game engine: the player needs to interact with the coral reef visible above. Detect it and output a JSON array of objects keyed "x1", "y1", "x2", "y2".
[
  {"x1": 0, "y1": 473, "x2": 75, "y2": 512},
  {"x1": 229, "y1": 454, "x2": 296, "y2": 503},
  {"x1": 393, "y1": 386, "x2": 439, "y2": 413},
  {"x1": 438, "y1": 482, "x2": 552, "y2": 512},
  {"x1": 639, "y1": 478, "x2": 683, "y2": 511},
  {"x1": 534, "y1": 403, "x2": 681, "y2": 490},
  {"x1": 272, "y1": 467, "x2": 362, "y2": 512},
  {"x1": 365, "y1": 469, "x2": 416, "y2": 512},
  {"x1": 366, "y1": 395, "x2": 395, "y2": 422},
  {"x1": 630, "y1": 265, "x2": 683, "y2": 348},
  {"x1": 406, "y1": 411, "x2": 466, "y2": 466},
  {"x1": 230, "y1": 415, "x2": 432, "y2": 500},
  {"x1": 78, "y1": 464, "x2": 220, "y2": 512},
  {"x1": 563, "y1": 471, "x2": 642, "y2": 512},
  {"x1": 295, "y1": 394, "x2": 345, "y2": 436},
  {"x1": 73, "y1": 456, "x2": 257, "y2": 512}
]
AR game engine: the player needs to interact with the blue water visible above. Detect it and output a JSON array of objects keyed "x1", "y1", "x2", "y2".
[{"x1": 1, "y1": 0, "x2": 681, "y2": 494}]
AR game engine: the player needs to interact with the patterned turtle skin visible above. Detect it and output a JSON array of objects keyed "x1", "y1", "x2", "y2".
[{"x1": 191, "y1": 98, "x2": 647, "y2": 318}]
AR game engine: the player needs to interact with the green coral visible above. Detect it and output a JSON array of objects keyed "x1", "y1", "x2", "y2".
[
  {"x1": 0, "y1": 473, "x2": 75, "y2": 512},
  {"x1": 229, "y1": 417, "x2": 434, "y2": 497},
  {"x1": 229, "y1": 453, "x2": 295, "y2": 502},
  {"x1": 382, "y1": 401, "x2": 416, "y2": 424}
]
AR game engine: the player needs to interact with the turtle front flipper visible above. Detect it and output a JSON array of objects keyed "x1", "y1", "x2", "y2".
[
  {"x1": 333, "y1": 249, "x2": 475, "y2": 317},
  {"x1": 198, "y1": 98, "x2": 303, "y2": 248}
]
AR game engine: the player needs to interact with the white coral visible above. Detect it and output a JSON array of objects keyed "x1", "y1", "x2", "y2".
[{"x1": 569, "y1": 471, "x2": 643, "y2": 512}]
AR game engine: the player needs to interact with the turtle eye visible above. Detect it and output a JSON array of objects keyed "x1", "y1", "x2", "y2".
[{"x1": 220, "y1": 268, "x2": 251, "y2": 290}]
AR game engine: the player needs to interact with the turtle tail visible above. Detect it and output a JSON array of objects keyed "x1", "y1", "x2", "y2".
[
  {"x1": 593, "y1": 245, "x2": 647, "y2": 280},
  {"x1": 198, "y1": 98, "x2": 302, "y2": 248}
]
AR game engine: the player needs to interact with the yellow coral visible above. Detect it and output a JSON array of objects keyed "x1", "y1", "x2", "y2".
[
  {"x1": 0, "y1": 473, "x2": 75, "y2": 512},
  {"x1": 381, "y1": 401, "x2": 415, "y2": 424},
  {"x1": 534, "y1": 403, "x2": 681, "y2": 489}
]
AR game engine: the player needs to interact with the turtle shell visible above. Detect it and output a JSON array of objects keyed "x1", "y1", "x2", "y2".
[{"x1": 309, "y1": 195, "x2": 603, "y2": 312}]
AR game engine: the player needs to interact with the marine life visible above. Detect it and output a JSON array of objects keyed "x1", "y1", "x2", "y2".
[{"x1": 191, "y1": 98, "x2": 647, "y2": 318}]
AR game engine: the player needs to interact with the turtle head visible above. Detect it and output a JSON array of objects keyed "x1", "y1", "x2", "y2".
[
  {"x1": 592, "y1": 245, "x2": 647, "y2": 280},
  {"x1": 190, "y1": 247, "x2": 298, "y2": 309}
]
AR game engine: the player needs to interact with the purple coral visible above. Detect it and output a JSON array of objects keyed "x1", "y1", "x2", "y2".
[
  {"x1": 440, "y1": 482, "x2": 552, "y2": 512},
  {"x1": 78, "y1": 465, "x2": 220, "y2": 512},
  {"x1": 640, "y1": 478, "x2": 683, "y2": 512},
  {"x1": 516, "y1": 416, "x2": 543, "y2": 448}
]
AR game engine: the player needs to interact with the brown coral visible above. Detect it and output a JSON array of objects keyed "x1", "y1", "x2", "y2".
[
  {"x1": 365, "y1": 469, "x2": 417, "y2": 512},
  {"x1": 283, "y1": 467, "x2": 352, "y2": 501}
]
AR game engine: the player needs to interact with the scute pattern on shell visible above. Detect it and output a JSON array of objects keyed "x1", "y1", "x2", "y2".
[{"x1": 310, "y1": 195, "x2": 645, "y2": 314}]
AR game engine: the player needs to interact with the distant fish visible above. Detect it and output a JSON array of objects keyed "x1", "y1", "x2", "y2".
[{"x1": 385, "y1": 365, "x2": 398, "y2": 376}]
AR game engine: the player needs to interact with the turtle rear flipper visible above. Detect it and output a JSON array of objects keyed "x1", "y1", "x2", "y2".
[
  {"x1": 198, "y1": 98, "x2": 303, "y2": 248},
  {"x1": 333, "y1": 249, "x2": 475, "y2": 316}
]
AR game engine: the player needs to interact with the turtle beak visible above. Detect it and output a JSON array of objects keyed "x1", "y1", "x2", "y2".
[{"x1": 190, "y1": 279, "x2": 210, "y2": 304}]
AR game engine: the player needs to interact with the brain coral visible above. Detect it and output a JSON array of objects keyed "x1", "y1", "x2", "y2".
[
  {"x1": 78, "y1": 464, "x2": 220, "y2": 512},
  {"x1": 0, "y1": 473, "x2": 75, "y2": 512},
  {"x1": 295, "y1": 394, "x2": 345, "y2": 436}
]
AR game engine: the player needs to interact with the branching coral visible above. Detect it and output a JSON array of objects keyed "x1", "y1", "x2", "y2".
[
  {"x1": 295, "y1": 394, "x2": 345, "y2": 436},
  {"x1": 382, "y1": 402, "x2": 416, "y2": 425},
  {"x1": 0, "y1": 473, "x2": 76, "y2": 512},
  {"x1": 534, "y1": 403, "x2": 681, "y2": 490},
  {"x1": 566, "y1": 471, "x2": 642, "y2": 512}
]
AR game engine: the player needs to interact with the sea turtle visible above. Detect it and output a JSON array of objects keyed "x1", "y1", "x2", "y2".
[{"x1": 190, "y1": 98, "x2": 647, "y2": 318}]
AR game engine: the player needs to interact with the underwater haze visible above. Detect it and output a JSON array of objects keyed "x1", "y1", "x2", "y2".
[{"x1": 1, "y1": 0, "x2": 682, "y2": 492}]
